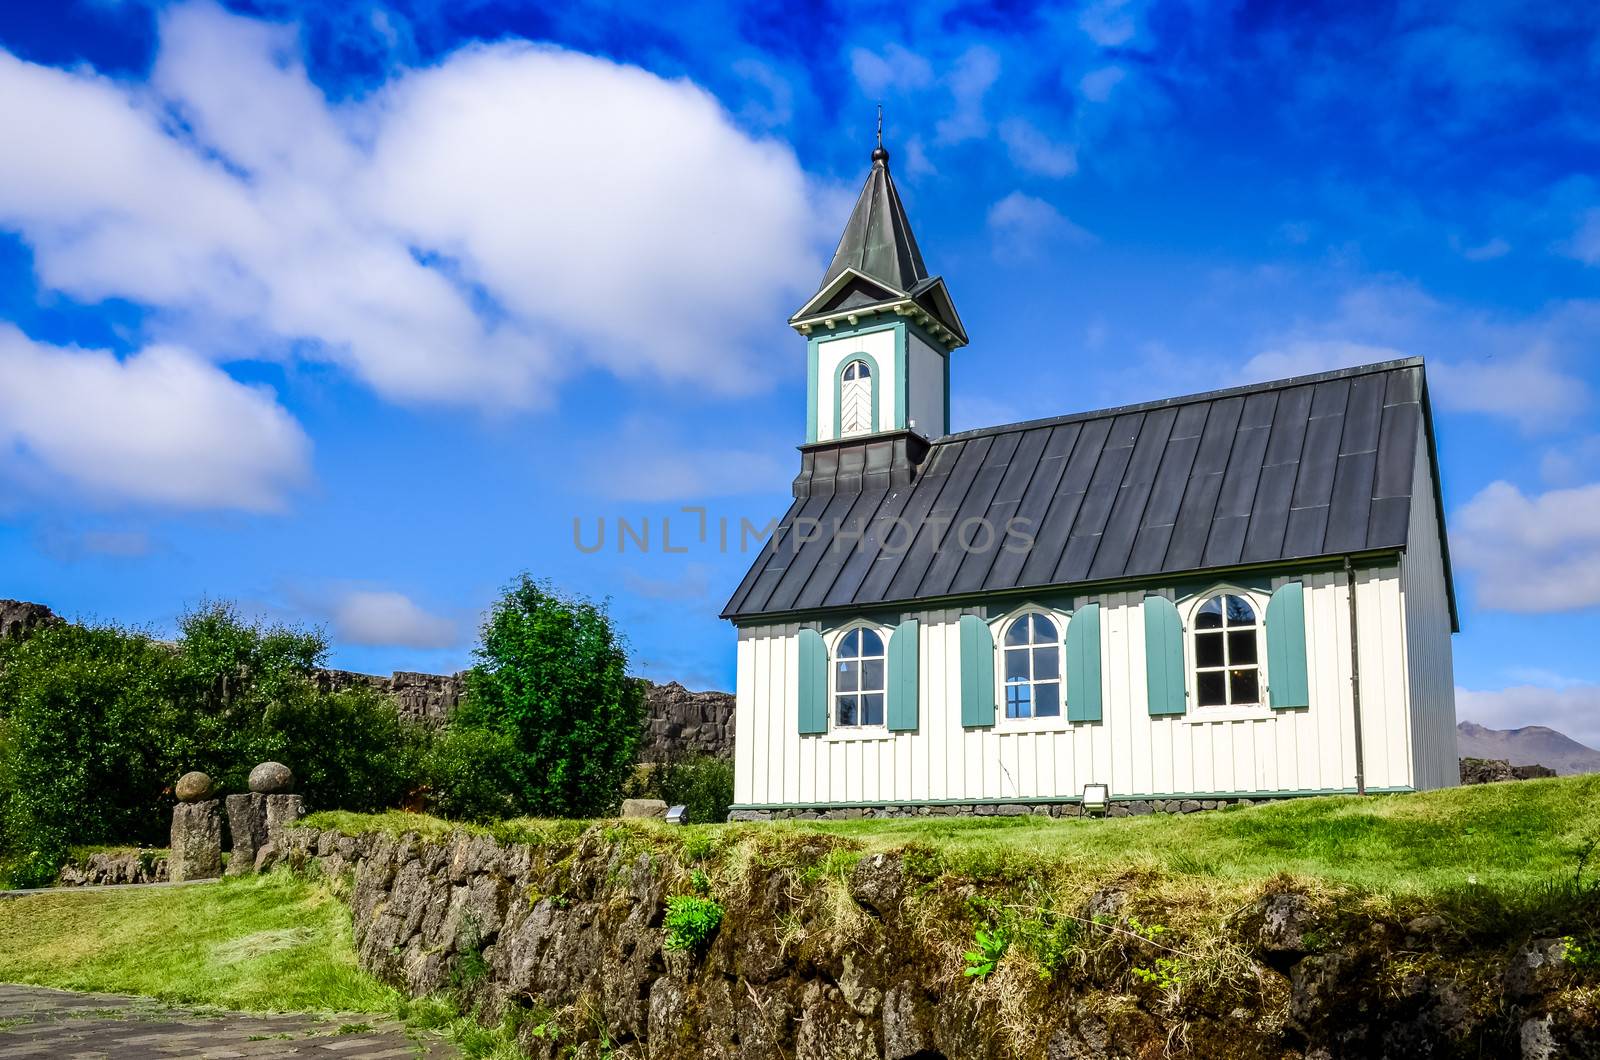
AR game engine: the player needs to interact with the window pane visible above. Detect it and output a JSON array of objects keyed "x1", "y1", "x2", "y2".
[
  {"x1": 1004, "y1": 618, "x2": 1029, "y2": 646},
  {"x1": 861, "y1": 658, "x2": 885, "y2": 693},
  {"x1": 836, "y1": 695, "x2": 857, "y2": 726},
  {"x1": 1197, "y1": 671, "x2": 1226, "y2": 706},
  {"x1": 1230, "y1": 668, "x2": 1260, "y2": 705},
  {"x1": 859, "y1": 629, "x2": 884, "y2": 656},
  {"x1": 861, "y1": 693, "x2": 884, "y2": 726},
  {"x1": 1196, "y1": 632, "x2": 1224, "y2": 668},
  {"x1": 1032, "y1": 613, "x2": 1058, "y2": 643},
  {"x1": 856, "y1": 360, "x2": 870, "y2": 379},
  {"x1": 1005, "y1": 648, "x2": 1030, "y2": 682},
  {"x1": 1033, "y1": 645, "x2": 1060, "y2": 681},
  {"x1": 837, "y1": 660, "x2": 859, "y2": 692},
  {"x1": 1034, "y1": 682, "x2": 1061, "y2": 716},
  {"x1": 1006, "y1": 684, "x2": 1031, "y2": 719},
  {"x1": 1196, "y1": 596, "x2": 1223, "y2": 629},
  {"x1": 1226, "y1": 595, "x2": 1255, "y2": 625},
  {"x1": 840, "y1": 629, "x2": 859, "y2": 657},
  {"x1": 1228, "y1": 630, "x2": 1257, "y2": 665}
]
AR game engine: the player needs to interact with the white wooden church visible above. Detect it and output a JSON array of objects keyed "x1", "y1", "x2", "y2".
[{"x1": 722, "y1": 140, "x2": 1459, "y2": 818}]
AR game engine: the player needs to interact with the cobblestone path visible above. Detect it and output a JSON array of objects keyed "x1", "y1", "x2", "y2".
[{"x1": 0, "y1": 984, "x2": 455, "y2": 1059}]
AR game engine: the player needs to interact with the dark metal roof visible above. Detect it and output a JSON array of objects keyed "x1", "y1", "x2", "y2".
[
  {"x1": 815, "y1": 147, "x2": 928, "y2": 296},
  {"x1": 723, "y1": 358, "x2": 1456, "y2": 623}
]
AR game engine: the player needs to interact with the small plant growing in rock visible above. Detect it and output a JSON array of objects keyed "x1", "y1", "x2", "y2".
[
  {"x1": 663, "y1": 895, "x2": 723, "y2": 953},
  {"x1": 963, "y1": 925, "x2": 1009, "y2": 979},
  {"x1": 1132, "y1": 956, "x2": 1184, "y2": 991},
  {"x1": 1563, "y1": 936, "x2": 1600, "y2": 968}
]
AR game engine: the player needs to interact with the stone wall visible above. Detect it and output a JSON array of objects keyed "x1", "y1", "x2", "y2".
[
  {"x1": 316, "y1": 668, "x2": 467, "y2": 727},
  {"x1": 1460, "y1": 758, "x2": 1559, "y2": 784},
  {"x1": 279, "y1": 821, "x2": 1598, "y2": 1059},
  {"x1": 0, "y1": 599, "x2": 61, "y2": 641},
  {"x1": 639, "y1": 681, "x2": 734, "y2": 761}
]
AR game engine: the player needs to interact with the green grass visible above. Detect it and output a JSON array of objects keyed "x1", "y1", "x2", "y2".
[
  {"x1": 785, "y1": 776, "x2": 1600, "y2": 895},
  {"x1": 308, "y1": 775, "x2": 1600, "y2": 900},
  {"x1": 0, "y1": 873, "x2": 399, "y2": 1013}
]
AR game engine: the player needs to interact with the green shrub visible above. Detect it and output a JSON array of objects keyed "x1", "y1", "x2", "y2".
[
  {"x1": 657, "y1": 755, "x2": 734, "y2": 825},
  {"x1": 459, "y1": 575, "x2": 646, "y2": 818},
  {"x1": 662, "y1": 895, "x2": 723, "y2": 952},
  {"x1": 424, "y1": 724, "x2": 522, "y2": 822}
]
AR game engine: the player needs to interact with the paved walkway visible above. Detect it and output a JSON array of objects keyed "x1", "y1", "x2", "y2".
[{"x1": 0, "y1": 984, "x2": 455, "y2": 1059}]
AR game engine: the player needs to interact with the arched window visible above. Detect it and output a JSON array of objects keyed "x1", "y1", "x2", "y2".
[
  {"x1": 1192, "y1": 594, "x2": 1260, "y2": 707},
  {"x1": 839, "y1": 359, "x2": 874, "y2": 436},
  {"x1": 1002, "y1": 612, "x2": 1061, "y2": 718},
  {"x1": 834, "y1": 627, "x2": 886, "y2": 727}
]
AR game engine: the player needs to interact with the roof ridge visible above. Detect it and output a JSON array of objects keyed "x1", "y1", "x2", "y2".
[{"x1": 937, "y1": 357, "x2": 1426, "y2": 444}]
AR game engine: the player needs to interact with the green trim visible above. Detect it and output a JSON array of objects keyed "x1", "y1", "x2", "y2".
[
  {"x1": 797, "y1": 628, "x2": 828, "y2": 734},
  {"x1": 895, "y1": 321, "x2": 907, "y2": 430},
  {"x1": 728, "y1": 550, "x2": 1404, "y2": 627},
  {"x1": 832, "y1": 348, "x2": 882, "y2": 438},
  {"x1": 805, "y1": 335, "x2": 820, "y2": 444},
  {"x1": 820, "y1": 610, "x2": 901, "y2": 634},
  {"x1": 1143, "y1": 595, "x2": 1187, "y2": 716},
  {"x1": 1266, "y1": 581, "x2": 1310, "y2": 708},
  {"x1": 887, "y1": 618, "x2": 920, "y2": 731},
  {"x1": 1066, "y1": 602, "x2": 1102, "y2": 723},
  {"x1": 959, "y1": 614, "x2": 995, "y2": 727},
  {"x1": 729, "y1": 786, "x2": 1417, "y2": 812}
]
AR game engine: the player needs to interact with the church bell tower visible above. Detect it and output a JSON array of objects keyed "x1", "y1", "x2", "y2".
[{"x1": 789, "y1": 135, "x2": 967, "y2": 448}]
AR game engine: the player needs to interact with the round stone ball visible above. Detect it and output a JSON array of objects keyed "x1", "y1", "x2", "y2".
[
  {"x1": 175, "y1": 771, "x2": 214, "y2": 803},
  {"x1": 249, "y1": 761, "x2": 295, "y2": 794}
]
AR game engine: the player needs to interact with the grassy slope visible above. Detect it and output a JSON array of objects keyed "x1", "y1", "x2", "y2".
[
  {"x1": 307, "y1": 775, "x2": 1600, "y2": 899},
  {"x1": 0, "y1": 874, "x2": 398, "y2": 1013}
]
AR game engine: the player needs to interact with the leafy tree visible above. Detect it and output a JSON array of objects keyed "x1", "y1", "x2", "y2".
[{"x1": 461, "y1": 575, "x2": 646, "y2": 817}]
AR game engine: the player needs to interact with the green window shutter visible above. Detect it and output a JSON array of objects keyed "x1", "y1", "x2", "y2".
[
  {"x1": 1144, "y1": 595, "x2": 1186, "y2": 716},
  {"x1": 797, "y1": 627, "x2": 828, "y2": 734},
  {"x1": 887, "y1": 619, "x2": 920, "y2": 731},
  {"x1": 958, "y1": 614, "x2": 995, "y2": 728},
  {"x1": 1266, "y1": 581, "x2": 1310, "y2": 709},
  {"x1": 1065, "y1": 604, "x2": 1102, "y2": 722}
]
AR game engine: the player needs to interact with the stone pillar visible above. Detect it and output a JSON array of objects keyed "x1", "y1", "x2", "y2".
[
  {"x1": 169, "y1": 800, "x2": 223, "y2": 882},
  {"x1": 265, "y1": 794, "x2": 305, "y2": 838},
  {"x1": 225, "y1": 793, "x2": 268, "y2": 876}
]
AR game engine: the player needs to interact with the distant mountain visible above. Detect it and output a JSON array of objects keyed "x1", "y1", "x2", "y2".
[{"x1": 1457, "y1": 721, "x2": 1600, "y2": 776}]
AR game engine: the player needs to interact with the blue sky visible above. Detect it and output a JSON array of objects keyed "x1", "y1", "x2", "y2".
[{"x1": 2, "y1": 1, "x2": 1600, "y2": 742}]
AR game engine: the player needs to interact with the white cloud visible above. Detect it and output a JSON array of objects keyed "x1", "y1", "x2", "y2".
[
  {"x1": 0, "y1": 2, "x2": 819, "y2": 411},
  {"x1": 935, "y1": 46, "x2": 1000, "y2": 145},
  {"x1": 576, "y1": 418, "x2": 791, "y2": 501},
  {"x1": 1457, "y1": 684, "x2": 1600, "y2": 750},
  {"x1": 1456, "y1": 235, "x2": 1510, "y2": 261},
  {"x1": 999, "y1": 118, "x2": 1078, "y2": 178},
  {"x1": 1452, "y1": 479, "x2": 1600, "y2": 612},
  {"x1": 1079, "y1": 65, "x2": 1126, "y2": 103},
  {"x1": 1239, "y1": 339, "x2": 1405, "y2": 384},
  {"x1": 986, "y1": 192, "x2": 1094, "y2": 263},
  {"x1": 0, "y1": 325, "x2": 309, "y2": 511},
  {"x1": 733, "y1": 58, "x2": 794, "y2": 128},
  {"x1": 330, "y1": 589, "x2": 459, "y2": 649},
  {"x1": 849, "y1": 43, "x2": 933, "y2": 96},
  {"x1": 1560, "y1": 207, "x2": 1600, "y2": 265},
  {"x1": 1078, "y1": 0, "x2": 1143, "y2": 47}
]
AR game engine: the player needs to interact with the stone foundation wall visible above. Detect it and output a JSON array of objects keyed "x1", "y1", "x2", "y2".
[
  {"x1": 277, "y1": 821, "x2": 1598, "y2": 1059},
  {"x1": 730, "y1": 796, "x2": 1255, "y2": 822},
  {"x1": 57, "y1": 850, "x2": 168, "y2": 886}
]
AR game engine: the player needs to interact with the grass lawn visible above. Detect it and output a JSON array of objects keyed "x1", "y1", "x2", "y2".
[
  {"x1": 779, "y1": 774, "x2": 1600, "y2": 896},
  {"x1": 0, "y1": 873, "x2": 398, "y2": 1013}
]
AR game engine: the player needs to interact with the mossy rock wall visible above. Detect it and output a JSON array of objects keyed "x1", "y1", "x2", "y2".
[{"x1": 277, "y1": 823, "x2": 1599, "y2": 1059}]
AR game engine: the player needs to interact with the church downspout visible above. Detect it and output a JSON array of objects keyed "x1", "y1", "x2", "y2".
[{"x1": 1345, "y1": 557, "x2": 1367, "y2": 796}]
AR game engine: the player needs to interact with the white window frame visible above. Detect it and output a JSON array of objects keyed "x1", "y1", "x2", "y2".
[
  {"x1": 824, "y1": 621, "x2": 893, "y2": 742},
  {"x1": 988, "y1": 604, "x2": 1073, "y2": 733},
  {"x1": 1180, "y1": 586, "x2": 1272, "y2": 724}
]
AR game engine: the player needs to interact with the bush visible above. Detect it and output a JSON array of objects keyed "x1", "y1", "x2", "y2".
[
  {"x1": 662, "y1": 895, "x2": 723, "y2": 952},
  {"x1": 459, "y1": 575, "x2": 647, "y2": 818},
  {"x1": 424, "y1": 723, "x2": 522, "y2": 822},
  {"x1": 657, "y1": 756, "x2": 735, "y2": 825}
]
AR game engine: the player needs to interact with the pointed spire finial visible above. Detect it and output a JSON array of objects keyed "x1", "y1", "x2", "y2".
[{"x1": 871, "y1": 104, "x2": 890, "y2": 165}]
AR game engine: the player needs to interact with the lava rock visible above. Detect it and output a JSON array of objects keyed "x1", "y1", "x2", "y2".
[
  {"x1": 169, "y1": 800, "x2": 223, "y2": 881},
  {"x1": 175, "y1": 771, "x2": 214, "y2": 803},
  {"x1": 249, "y1": 761, "x2": 295, "y2": 794},
  {"x1": 1505, "y1": 938, "x2": 1570, "y2": 999},
  {"x1": 620, "y1": 798, "x2": 668, "y2": 819}
]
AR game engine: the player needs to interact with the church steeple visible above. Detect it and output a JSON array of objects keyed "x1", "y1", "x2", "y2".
[{"x1": 793, "y1": 134, "x2": 967, "y2": 445}]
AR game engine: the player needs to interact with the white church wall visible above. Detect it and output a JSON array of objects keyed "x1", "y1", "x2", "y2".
[
  {"x1": 814, "y1": 328, "x2": 899, "y2": 442},
  {"x1": 1400, "y1": 426, "x2": 1459, "y2": 790},
  {"x1": 732, "y1": 567, "x2": 1422, "y2": 808},
  {"x1": 906, "y1": 331, "x2": 946, "y2": 437}
]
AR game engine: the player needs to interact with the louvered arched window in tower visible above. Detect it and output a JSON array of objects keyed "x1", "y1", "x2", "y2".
[{"x1": 839, "y1": 359, "x2": 874, "y2": 436}]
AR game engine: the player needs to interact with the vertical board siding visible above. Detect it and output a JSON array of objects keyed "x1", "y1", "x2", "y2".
[
  {"x1": 734, "y1": 565, "x2": 1418, "y2": 806},
  {"x1": 1401, "y1": 428, "x2": 1460, "y2": 790}
]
